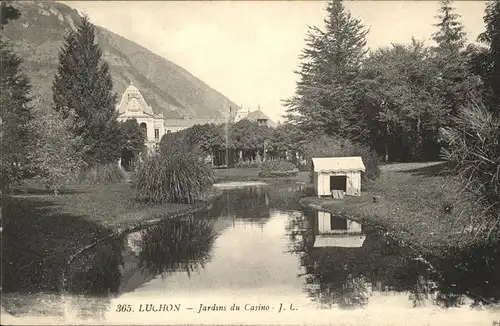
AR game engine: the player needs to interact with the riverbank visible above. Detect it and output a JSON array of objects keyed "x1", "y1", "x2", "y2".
[
  {"x1": 214, "y1": 167, "x2": 310, "y2": 184},
  {"x1": 300, "y1": 162, "x2": 489, "y2": 257},
  {"x1": 1, "y1": 182, "x2": 210, "y2": 293}
]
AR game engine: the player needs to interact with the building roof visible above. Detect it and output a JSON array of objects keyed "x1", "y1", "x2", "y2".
[
  {"x1": 312, "y1": 156, "x2": 366, "y2": 173},
  {"x1": 117, "y1": 81, "x2": 157, "y2": 116},
  {"x1": 245, "y1": 109, "x2": 277, "y2": 128},
  {"x1": 164, "y1": 118, "x2": 227, "y2": 127}
]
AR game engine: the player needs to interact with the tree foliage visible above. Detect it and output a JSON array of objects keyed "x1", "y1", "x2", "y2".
[
  {"x1": 0, "y1": 5, "x2": 36, "y2": 193},
  {"x1": 30, "y1": 108, "x2": 86, "y2": 194},
  {"x1": 0, "y1": 1, "x2": 20, "y2": 29},
  {"x1": 118, "y1": 119, "x2": 146, "y2": 170},
  {"x1": 284, "y1": 0, "x2": 369, "y2": 141},
  {"x1": 439, "y1": 101, "x2": 500, "y2": 238},
  {"x1": 478, "y1": 0, "x2": 500, "y2": 112},
  {"x1": 52, "y1": 15, "x2": 121, "y2": 166}
]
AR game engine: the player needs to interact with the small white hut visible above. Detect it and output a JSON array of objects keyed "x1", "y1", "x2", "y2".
[{"x1": 311, "y1": 156, "x2": 365, "y2": 197}]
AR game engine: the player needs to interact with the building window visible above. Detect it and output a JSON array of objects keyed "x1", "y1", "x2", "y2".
[
  {"x1": 154, "y1": 128, "x2": 159, "y2": 140},
  {"x1": 139, "y1": 122, "x2": 147, "y2": 139},
  {"x1": 166, "y1": 130, "x2": 171, "y2": 134}
]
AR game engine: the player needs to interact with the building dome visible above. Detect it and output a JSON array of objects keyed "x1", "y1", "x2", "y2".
[{"x1": 125, "y1": 81, "x2": 139, "y2": 93}]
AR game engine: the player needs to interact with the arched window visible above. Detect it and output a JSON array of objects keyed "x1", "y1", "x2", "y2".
[{"x1": 140, "y1": 122, "x2": 147, "y2": 139}]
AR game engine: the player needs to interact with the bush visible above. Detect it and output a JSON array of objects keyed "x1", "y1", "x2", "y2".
[
  {"x1": 235, "y1": 160, "x2": 260, "y2": 168},
  {"x1": 440, "y1": 101, "x2": 500, "y2": 239},
  {"x1": 258, "y1": 160, "x2": 298, "y2": 177},
  {"x1": 78, "y1": 163, "x2": 126, "y2": 185},
  {"x1": 132, "y1": 149, "x2": 215, "y2": 204},
  {"x1": 300, "y1": 135, "x2": 381, "y2": 181}
]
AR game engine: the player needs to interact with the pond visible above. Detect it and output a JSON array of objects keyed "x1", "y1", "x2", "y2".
[{"x1": 3, "y1": 183, "x2": 500, "y2": 325}]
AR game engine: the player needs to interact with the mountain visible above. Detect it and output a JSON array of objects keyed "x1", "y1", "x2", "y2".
[{"x1": 2, "y1": 0, "x2": 238, "y2": 119}]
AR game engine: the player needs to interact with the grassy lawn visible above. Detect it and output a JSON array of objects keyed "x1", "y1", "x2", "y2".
[
  {"x1": 214, "y1": 167, "x2": 310, "y2": 184},
  {"x1": 300, "y1": 162, "x2": 488, "y2": 257},
  {"x1": 1, "y1": 181, "x2": 204, "y2": 293}
]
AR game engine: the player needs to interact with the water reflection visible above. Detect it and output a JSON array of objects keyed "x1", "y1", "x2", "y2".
[
  {"x1": 208, "y1": 184, "x2": 304, "y2": 225},
  {"x1": 64, "y1": 214, "x2": 216, "y2": 318},
  {"x1": 313, "y1": 211, "x2": 366, "y2": 248},
  {"x1": 286, "y1": 209, "x2": 500, "y2": 310},
  {"x1": 137, "y1": 217, "x2": 216, "y2": 278},
  {"x1": 6, "y1": 184, "x2": 500, "y2": 323}
]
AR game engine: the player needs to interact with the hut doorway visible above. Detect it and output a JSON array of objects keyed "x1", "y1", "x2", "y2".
[{"x1": 330, "y1": 175, "x2": 347, "y2": 192}]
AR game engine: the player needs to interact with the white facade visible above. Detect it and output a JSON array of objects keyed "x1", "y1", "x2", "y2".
[
  {"x1": 116, "y1": 83, "x2": 277, "y2": 155},
  {"x1": 312, "y1": 157, "x2": 366, "y2": 197},
  {"x1": 116, "y1": 83, "x2": 229, "y2": 153},
  {"x1": 116, "y1": 83, "x2": 165, "y2": 152}
]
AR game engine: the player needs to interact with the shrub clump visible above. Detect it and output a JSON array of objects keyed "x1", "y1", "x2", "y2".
[
  {"x1": 300, "y1": 135, "x2": 381, "y2": 181},
  {"x1": 78, "y1": 163, "x2": 126, "y2": 185},
  {"x1": 132, "y1": 150, "x2": 215, "y2": 204},
  {"x1": 258, "y1": 160, "x2": 298, "y2": 178}
]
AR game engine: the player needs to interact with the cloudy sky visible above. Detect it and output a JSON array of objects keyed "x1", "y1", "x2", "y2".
[{"x1": 63, "y1": 1, "x2": 487, "y2": 123}]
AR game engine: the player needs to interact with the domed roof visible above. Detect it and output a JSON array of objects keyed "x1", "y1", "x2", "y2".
[
  {"x1": 125, "y1": 81, "x2": 139, "y2": 93},
  {"x1": 116, "y1": 81, "x2": 156, "y2": 116}
]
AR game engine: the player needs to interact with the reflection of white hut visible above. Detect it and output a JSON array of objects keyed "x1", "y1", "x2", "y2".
[
  {"x1": 126, "y1": 231, "x2": 143, "y2": 256},
  {"x1": 314, "y1": 211, "x2": 366, "y2": 248},
  {"x1": 311, "y1": 157, "x2": 365, "y2": 197}
]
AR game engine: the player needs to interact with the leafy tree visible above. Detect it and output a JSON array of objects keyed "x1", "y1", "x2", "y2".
[
  {"x1": 118, "y1": 119, "x2": 146, "y2": 170},
  {"x1": 361, "y1": 39, "x2": 444, "y2": 162},
  {"x1": 478, "y1": 0, "x2": 500, "y2": 112},
  {"x1": 52, "y1": 15, "x2": 121, "y2": 166},
  {"x1": 284, "y1": 0, "x2": 369, "y2": 141},
  {"x1": 30, "y1": 108, "x2": 86, "y2": 195},
  {"x1": 0, "y1": 4, "x2": 36, "y2": 193}
]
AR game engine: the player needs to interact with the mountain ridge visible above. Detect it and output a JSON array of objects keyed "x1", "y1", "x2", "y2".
[{"x1": 3, "y1": 0, "x2": 238, "y2": 119}]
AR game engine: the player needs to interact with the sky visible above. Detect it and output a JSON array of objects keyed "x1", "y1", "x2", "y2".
[{"x1": 63, "y1": 1, "x2": 487, "y2": 123}]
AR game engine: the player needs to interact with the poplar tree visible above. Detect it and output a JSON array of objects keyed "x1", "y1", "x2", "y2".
[
  {"x1": 284, "y1": 0, "x2": 369, "y2": 140},
  {"x1": 52, "y1": 15, "x2": 121, "y2": 165}
]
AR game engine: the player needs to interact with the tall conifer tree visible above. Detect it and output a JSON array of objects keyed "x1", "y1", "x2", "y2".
[
  {"x1": 0, "y1": 1, "x2": 36, "y2": 192},
  {"x1": 431, "y1": 0, "x2": 482, "y2": 123},
  {"x1": 478, "y1": 0, "x2": 500, "y2": 113},
  {"x1": 284, "y1": 0, "x2": 369, "y2": 140},
  {"x1": 52, "y1": 16, "x2": 121, "y2": 165}
]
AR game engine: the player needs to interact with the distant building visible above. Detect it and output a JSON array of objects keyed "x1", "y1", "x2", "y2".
[
  {"x1": 116, "y1": 83, "x2": 276, "y2": 153},
  {"x1": 311, "y1": 157, "x2": 366, "y2": 197},
  {"x1": 233, "y1": 105, "x2": 276, "y2": 128},
  {"x1": 116, "y1": 82, "x2": 227, "y2": 152}
]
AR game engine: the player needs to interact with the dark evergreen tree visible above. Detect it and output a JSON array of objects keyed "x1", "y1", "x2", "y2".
[
  {"x1": 284, "y1": 0, "x2": 369, "y2": 141},
  {"x1": 0, "y1": 2, "x2": 37, "y2": 192},
  {"x1": 431, "y1": 0, "x2": 482, "y2": 123},
  {"x1": 52, "y1": 15, "x2": 121, "y2": 165},
  {"x1": 478, "y1": 0, "x2": 500, "y2": 113}
]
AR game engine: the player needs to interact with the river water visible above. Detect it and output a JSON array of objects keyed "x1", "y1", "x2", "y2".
[{"x1": 3, "y1": 183, "x2": 500, "y2": 325}]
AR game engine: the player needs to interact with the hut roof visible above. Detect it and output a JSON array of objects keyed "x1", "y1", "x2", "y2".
[{"x1": 312, "y1": 156, "x2": 366, "y2": 173}]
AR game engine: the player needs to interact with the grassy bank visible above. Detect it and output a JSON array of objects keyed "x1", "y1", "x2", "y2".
[
  {"x1": 1, "y1": 181, "x2": 208, "y2": 293},
  {"x1": 214, "y1": 167, "x2": 310, "y2": 184},
  {"x1": 300, "y1": 162, "x2": 489, "y2": 257}
]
